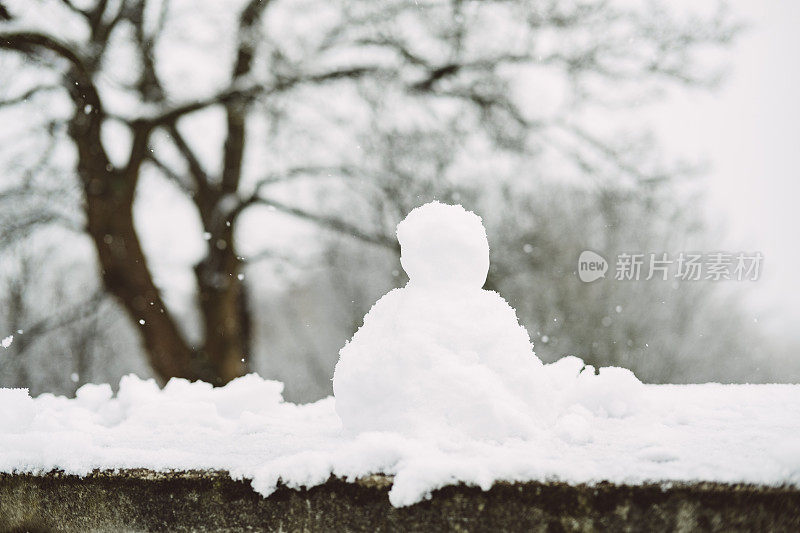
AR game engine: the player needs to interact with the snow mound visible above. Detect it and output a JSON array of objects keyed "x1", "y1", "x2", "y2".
[
  {"x1": 0, "y1": 388, "x2": 34, "y2": 431},
  {"x1": 334, "y1": 202, "x2": 643, "y2": 438},
  {"x1": 334, "y1": 287, "x2": 549, "y2": 439}
]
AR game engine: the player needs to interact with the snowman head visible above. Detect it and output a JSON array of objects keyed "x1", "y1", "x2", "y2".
[{"x1": 396, "y1": 201, "x2": 490, "y2": 289}]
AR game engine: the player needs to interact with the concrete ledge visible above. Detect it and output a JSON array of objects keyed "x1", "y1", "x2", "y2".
[{"x1": 1, "y1": 470, "x2": 799, "y2": 532}]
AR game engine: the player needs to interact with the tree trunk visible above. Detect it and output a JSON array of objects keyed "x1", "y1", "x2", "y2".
[
  {"x1": 82, "y1": 168, "x2": 196, "y2": 381},
  {"x1": 185, "y1": 0, "x2": 268, "y2": 385},
  {"x1": 70, "y1": 88, "x2": 197, "y2": 382},
  {"x1": 194, "y1": 224, "x2": 250, "y2": 385}
]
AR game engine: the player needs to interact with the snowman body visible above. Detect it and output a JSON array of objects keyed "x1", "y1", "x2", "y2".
[{"x1": 333, "y1": 202, "x2": 548, "y2": 439}]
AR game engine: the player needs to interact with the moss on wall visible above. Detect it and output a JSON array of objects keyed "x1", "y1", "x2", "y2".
[{"x1": 1, "y1": 470, "x2": 798, "y2": 532}]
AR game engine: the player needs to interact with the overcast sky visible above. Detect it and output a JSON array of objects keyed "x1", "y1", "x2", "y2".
[{"x1": 651, "y1": 2, "x2": 800, "y2": 338}]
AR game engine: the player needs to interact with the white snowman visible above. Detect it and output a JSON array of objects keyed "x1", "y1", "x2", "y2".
[{"x1": 333, "y1": 202, "x2": 551, "y2": 439}]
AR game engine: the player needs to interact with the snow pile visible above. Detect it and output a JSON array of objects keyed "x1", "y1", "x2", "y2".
[
  {"x1": 334, "y1": 202, "x2": 641, "y2": 439},
  {"x1": 1, "y1": 202, "x2": 799, "y2": 506},
  {"x1": 2, "y1": 375, "x2": 800, "y2": 507},
  {"x1": 0, "y1": 388, "x2": 33, "y2": 430}
]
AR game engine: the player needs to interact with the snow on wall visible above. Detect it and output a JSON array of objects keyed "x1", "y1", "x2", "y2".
[{"x1": 1, "y1": 373, "x2": 799, "y2": 507}]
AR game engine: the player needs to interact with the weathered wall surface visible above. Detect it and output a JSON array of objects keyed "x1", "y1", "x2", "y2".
[{"x1": 1, "y1": 470, "x2": 799, "y2": 532}]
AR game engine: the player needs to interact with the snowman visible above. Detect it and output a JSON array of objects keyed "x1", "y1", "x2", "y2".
[{"x1": 333, "y1": 202, "x2": 552, "y2": 439}]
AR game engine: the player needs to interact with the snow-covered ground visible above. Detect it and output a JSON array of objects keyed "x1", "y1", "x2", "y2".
[{"x1": 2, "y1": 374, "x2": 799, "y2": 507}]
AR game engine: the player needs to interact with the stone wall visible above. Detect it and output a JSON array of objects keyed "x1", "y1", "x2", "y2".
[{"x1": 1, "y1": 470, "x2": 799, "y2": 532}]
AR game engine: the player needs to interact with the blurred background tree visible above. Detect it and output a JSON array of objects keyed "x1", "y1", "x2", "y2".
[{"x1": 0, "y1": 0, "x2": 790, "y2": 401}]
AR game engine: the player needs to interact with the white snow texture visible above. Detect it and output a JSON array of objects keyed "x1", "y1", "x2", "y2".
[
  {"x1": 334, "y1": 201, "x2": 642, "y2": 438},
  {"x1": 1, "y1": 202, "x2": 799, "y2": 506}
]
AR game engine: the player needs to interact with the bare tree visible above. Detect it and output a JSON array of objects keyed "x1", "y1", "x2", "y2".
[{"x1": 0, "y1": 0, "x2": 737, "y2": 385}]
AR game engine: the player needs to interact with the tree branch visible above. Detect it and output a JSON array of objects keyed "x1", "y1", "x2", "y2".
[
  {"x1": 0, "y1": 32, "x2": 91, "y2": 78},
  {"x1": 6, "y1": 291, "x2": 106, "y2": 354},
  {"x1": 136, "y1": 65, "x2": 389, "y2": 130},
  {"x1": 58, "y1": 0, "x2": 90, "y2": 19},
  {"x1": 228, "y1": 165, "x2": 359, "y2": 222},
  {"x1": 0, "y1": 84, "x2": 60, "y2": 107},
  {"x1": 250, "y1": 196, "x2": 398, "y2": 251},
  {"x1": 129, "y1": 0, "x2": 167, "y2": 101},
  {"x1": 0, "y1": 212, "x2": 84, "y2": 250},
  {"x1": 144, "y1": 152, "x2": 193, "y2": 194},
  {"x1": 253, "y1": 165, "x2": 358, "y2": 188},
  {"x1": 164, "y1": 123, "x2": 214, "y2": 218},
  {"x1": 221, "y1": 0, "x2": 271, "y2": 194},
  {"x1": 552, "y1": 121, "x2": 671, "y2": 185},
  {"x1": 0, "y1": 31, "x2": 106, "y2": 131}
]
